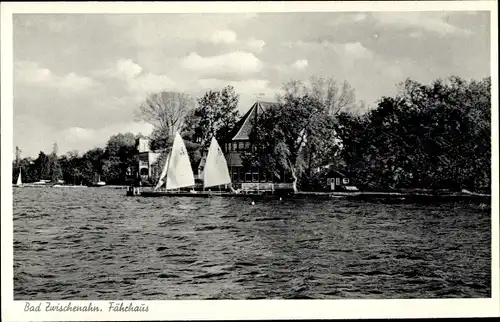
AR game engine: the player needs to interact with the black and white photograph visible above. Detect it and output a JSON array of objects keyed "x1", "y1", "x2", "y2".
[{"x1": 1, "y1": 1, "x2": 498, "y2": 320}]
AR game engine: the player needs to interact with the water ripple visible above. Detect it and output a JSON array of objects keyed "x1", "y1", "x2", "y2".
[{"x1": 13, "y1": 187, "x2": 491, "y2": 299}]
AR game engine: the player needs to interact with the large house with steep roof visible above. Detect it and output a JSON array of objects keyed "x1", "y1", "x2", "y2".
[{"x1": 222, "y1": 101, "x2": 293, "y2": 191}]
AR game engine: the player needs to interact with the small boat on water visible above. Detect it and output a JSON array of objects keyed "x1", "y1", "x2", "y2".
[
  {"x1": 202, "y1": 136, "x2": 232, "y2": 192},
  {"x1": 13, "y1": 168, "x2": 23, "y2": 188},
  {"x1": 128, "y1": 131, "x2": 196, "y2": 197},
  {"x1": 89, "y1": 174, "x2": 106, "y2": 187}
]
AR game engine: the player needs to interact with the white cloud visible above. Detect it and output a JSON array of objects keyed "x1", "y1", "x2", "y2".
[
  {"x1": 292, "y1": 59, "x2": 309, "y2": 70},
  {"x1": 198, "y1": 78, "x2": 270, "y2": 93},
  {"x1": 107, "y1": 14, "x2": 258, "y2": 47},
  {"x1": 285, "y1": 41, "x2": 373, "y2": 60},
  {"x1": 116, "y1": 59, "x2": 143, "y2": 79},
  {"x1": 15, "y1": 61, "x2": 96, "y2": 93},
  {"x1": 93, "y1": 59, "x2": 177, "y2": 96},
  {"x1": 209, "y1": 29, "x2": 238, "y2": 44},
  {"x1": 63, "y1": 127, "x2": 97, "y2": 142},
  {"x1": 338, "y1": 42, "x2": 373, "y2": 59},
  {"x1": 354, "y1": 13, "x2": 368, "y2": 22},
  {"x1": 181, "y1": 51, "x2": 263, "y2": 75},
  {"x1": 246, "y1": 38, "x2": 266, "y2": 52},
  {"x1": 197, "y1": 78, "x2": 279, "y2": 112},
  {"x1": 56, "y1": 122, "x2": 154, "y2": 152},
  {"x1": 94, "y1": 58, "x2": 142, "y2": 80},
  {"x1": 371, "y1": 12, "x2": 472, "y2": 36},
  {"x1": 207, "y1": 29, "x2": 265, "y2": 53},
  {"x1": 128, "y1": 73, "x2": 177, "y2": 95},
  {"x1": 409, "y1": 31, "x2": 424, "y2": 38}
]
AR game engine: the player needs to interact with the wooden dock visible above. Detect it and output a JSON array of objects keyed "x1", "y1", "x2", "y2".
[{"x1": 129, "y1": 189, "x2": 490, "y2": 203}]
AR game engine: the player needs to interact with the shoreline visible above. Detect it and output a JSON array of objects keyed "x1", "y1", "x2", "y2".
[
  {"x1": 14, "y1": 184, "x2": 491, "y2": 203},
  {"x1": 135, "y1": 189, "x2": 491, "y2": 204}
]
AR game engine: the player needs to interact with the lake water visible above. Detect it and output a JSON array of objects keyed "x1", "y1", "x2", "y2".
[{"x1": 13, "y1": 187, "x2": 491, "y2": 300}]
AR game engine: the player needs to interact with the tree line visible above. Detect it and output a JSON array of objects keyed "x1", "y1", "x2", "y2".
[
  {"x1": 12, "y1": 85, "x2": 242, "y2": 185},
  {"x1": 13, "y1": 76, "x2": 491, "y2": 193},
  {"x1": 13, "y1": 133, "x2": 139, "y2": 185},
  {"x1": 243, "y1": 76, "x2": 491, "y2": 193}
]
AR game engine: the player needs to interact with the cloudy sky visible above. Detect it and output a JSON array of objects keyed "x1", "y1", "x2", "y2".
[{"x1": 13, "y1": 11, "x2": 490, "y2": 158}]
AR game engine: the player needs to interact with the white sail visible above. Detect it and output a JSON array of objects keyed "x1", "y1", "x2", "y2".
[
  {"x1": 16, "y1": 169, "x2": 22, "y2": 185},
  {"x1": 165, "y1": 132, "x2": 195, "y2": 190},
  {"x1": 154, "y1": 152, "x2": 170, "y2": 191},
  {"x1": 204, "y1": 137, "x2": 231, "y2": 189}
]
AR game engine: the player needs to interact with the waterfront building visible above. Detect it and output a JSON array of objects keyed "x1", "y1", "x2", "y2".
[
  {"x1": 136, "y1": 136, "x2": 161, "y2": 182},
  {"x1": 223, "y1": 101, "x2": 293, "y2": 191},
  {"x1": 315, "y1": 164, "x2": 357, "y2": 192}
]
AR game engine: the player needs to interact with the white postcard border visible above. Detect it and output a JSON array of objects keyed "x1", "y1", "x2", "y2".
[{"x1": 1, "y1": 1, "x2": 499, "y2": 321}]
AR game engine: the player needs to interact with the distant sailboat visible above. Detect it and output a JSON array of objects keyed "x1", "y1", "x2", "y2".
[
  {"x1": 89, "y1": 173, "x2": 106, "y2": 187},
  {"x1": 203, "y1": 137, "x2": 231, "y2": 189},
  {"x1": 95, "y1": 174, "x2": 106, "y2": 186},
  {"x1": 15, "y1": 168, "x2": 23, "y2": 187},
  {"x1": 154, "y1": 132, "x2": 195, "y2": 192}
]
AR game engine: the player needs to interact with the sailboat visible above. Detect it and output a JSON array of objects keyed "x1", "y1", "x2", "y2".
[
  {"x1": 95, "y1": 174, "x2": 106, "y2": 187},
  {"x1": 203, "y1": 136, "x2": 232, "y2": 193},
  {"x1": 140, "y1": 131, "x2": 195, "y2": 196},
  {"x1": 154, "y1": 152, "x2": 170, "y2": 191},
  {"x1": 14, "y1": 168, "x2": 23, "y2": 187}
]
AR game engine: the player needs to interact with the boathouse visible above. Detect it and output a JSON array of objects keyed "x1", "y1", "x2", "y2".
[
  {"x1": 316, "y1": 164, "x2": 358, "y2": 192},
  {"x1": 223, "y1": 101, "x2": 293, "y2": 192}
]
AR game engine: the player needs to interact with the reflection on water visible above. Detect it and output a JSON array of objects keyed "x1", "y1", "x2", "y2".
[{"x1": 13, "y1": 187, "x2": 491, "y2": 299}]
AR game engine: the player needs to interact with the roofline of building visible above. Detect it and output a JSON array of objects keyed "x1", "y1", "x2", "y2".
[{"x1": 230, "y1": 101, "x2": 259, "y2": 141}]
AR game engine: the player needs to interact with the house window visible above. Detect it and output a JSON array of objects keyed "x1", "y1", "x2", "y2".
[
  {"x1": 343, "y1": 178, "x2": 349, "y2": 184},
  {"x1": 336, "y1": 178, "x2": 341, "y2": 185},
  {"x1": 260, "y1": 168, "x2": 267, "y2": 182},
  {"x1": 245, "y1": 172, "x2": 252, "y2": 182},
  {"x1": 232, "y1": 169, "x2": 239, "y2": 182},
  {"x1": 233, "y1": 142, "x2": 238, "y2": 151},
  {"x1": 245, "y1": 142, "x2": 251, "y2": 150}
]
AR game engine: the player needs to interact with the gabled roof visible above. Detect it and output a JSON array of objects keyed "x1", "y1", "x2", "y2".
[
  {"x1": 317, "y1": 164, "x2": 348, "y2": 177},
  {"x1": 228, "y1": 101, "x2": 279, "y2": 141}
]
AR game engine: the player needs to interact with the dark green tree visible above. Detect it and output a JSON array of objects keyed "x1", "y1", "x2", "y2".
[
  {"x1": 103, "y1": 132, "x2": 137, "y2": 184},
  {"x1": 49, "y1": 143, "x2": 63, "y2": 182},
  {"x1": 335, "y1": 76, "x2": 491, "y2": 192},
  {"x1": 194, "y1": 85, "x2": 240, "y2": 149},
  {"x1": 242, "y1": 94, "x2": 326, "y2": 192},
  {"x1": 34, "y1": 151, "x2": 51, "y2": 181}
]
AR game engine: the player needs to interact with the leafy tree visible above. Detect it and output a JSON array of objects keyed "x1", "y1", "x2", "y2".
[
  {"x1": 83, "y1": 147, "x2": 105, "y2": 182},
  {"x1": 181, "y1": 109, "x2": 203, "y2": 169},
  {"x1": 278, "y1": 76, "x2": 360, "y2": 115},
  {"x1": 148, "y1": 126, "x2": 173, "y2": 152},
  {"x1": 243, "y1": 94, "x2": 326, "y2": 192},
  {"x1": 136, "y1": 91, "x2": 195, "y2": 137},
  {"x1": 277, "y1": 77, "x2": 358, "y2": 177},
  {"x1": 104, "y1": 132, "x2": 137, "y2": 184},
  {"x1": 33, "y1": 151, "x2": 51, "y2": 181},
  {"x1": 335, "y1": 76, "x2": 491, "y2": 192},
  {"x1": 194, "y1": 85, "x2": 240, "y2": 149},
  {"x1": 49, "y1": 143, "x2": 63, "y2": 182},
  {"x1": 13, "y1": 157, "x2": 37, "y2": 183}
]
